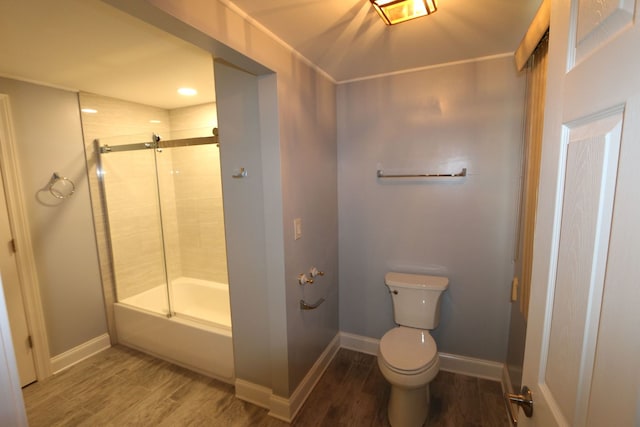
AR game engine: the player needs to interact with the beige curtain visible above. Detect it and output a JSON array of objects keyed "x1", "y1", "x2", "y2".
[{"x1": 517, "y1": 34, "x2": 549, "y2": 318}]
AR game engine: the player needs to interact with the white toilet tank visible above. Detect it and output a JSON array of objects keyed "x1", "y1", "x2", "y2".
[{"x1": 385, "y1": 272, "x2": 449, "y2": 329}]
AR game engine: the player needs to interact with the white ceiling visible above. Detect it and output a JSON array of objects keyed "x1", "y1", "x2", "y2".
[
  {"x1": 0, "y1": 0, "x2": 215, "y2": 109},
  {"x1": 0, "y1": 0, "x2": 541, "y2": 108},
  {"x1": 232, "y1": 0, "x2": 542, "y2": 82}
]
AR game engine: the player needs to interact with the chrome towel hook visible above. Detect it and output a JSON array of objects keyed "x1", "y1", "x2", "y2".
[
  {"x1": 232, "y1": 167, "x2": 248, "y2": 178},
  {"x1": 48, "y1": 173, "x2": 75, "y2": 199}
]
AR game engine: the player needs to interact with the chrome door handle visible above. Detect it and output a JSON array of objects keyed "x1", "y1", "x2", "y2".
[{"x1": 504, "y1": 386, "x2": 533, "y2": 425}]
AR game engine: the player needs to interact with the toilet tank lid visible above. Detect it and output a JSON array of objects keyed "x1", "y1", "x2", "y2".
[{"x1": 385, "y1": 272, "x2": 449, "y2": 290}]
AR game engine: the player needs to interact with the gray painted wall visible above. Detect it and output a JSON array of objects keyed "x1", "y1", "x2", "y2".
[
  {"x1": 214, "y1": 61, "x2": 275, "y2": 389},
  {"x1": 337, "y1": 56, "x2": 524, "y2": 362},
  {"x1": 278, "y1": 59, "x2": 338, "y2": 394},
  {"x1": 0, "y1": 78, "x2": 107, "y2": 357}
]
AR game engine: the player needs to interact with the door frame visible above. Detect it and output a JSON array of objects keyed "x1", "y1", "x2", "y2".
[
  {"x1": 0, "y1": 94, "x2": 52, "y2": 380},
  {"x1": 0, "y1": 274, "x2": 28, "y2": 425}
]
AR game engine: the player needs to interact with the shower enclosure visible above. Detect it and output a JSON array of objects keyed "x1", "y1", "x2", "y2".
[{"x1": 95, "y1": 129, "x2": 234, "y2": 381}]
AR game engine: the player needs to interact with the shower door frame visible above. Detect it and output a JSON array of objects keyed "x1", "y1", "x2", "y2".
[{"x1": 96, "y1": 134, "x2": 219, "y2": 319}]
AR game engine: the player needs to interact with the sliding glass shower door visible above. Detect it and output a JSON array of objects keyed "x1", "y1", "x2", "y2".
[{"x1": 97, "y1": 133, "x2": 226, "y2": 323}]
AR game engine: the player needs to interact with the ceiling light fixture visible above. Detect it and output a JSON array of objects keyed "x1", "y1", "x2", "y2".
[
  {"x1": 81, "y1": 108, "x2": 98, "y2": 114},
  {"x1": 177, "y1": 87, "x2": 197, "y2": 96},
  {"x1": 370, "y1": 0, "x2": 437, "y2": 25}
]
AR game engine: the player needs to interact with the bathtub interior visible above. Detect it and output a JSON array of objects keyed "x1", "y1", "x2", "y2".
[{"x1": 120, "y1": 277, "x2": 231, "y2": 329}]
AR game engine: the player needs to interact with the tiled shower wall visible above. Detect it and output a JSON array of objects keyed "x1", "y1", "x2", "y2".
[
  {"x1": 79, "y1": 92, "x2": 226, "y2": 308},
  {"x1": 101, "y1": 147, "x2": 170, "y2": 299},
  {"x1": 169, "y1": 103, "x2": 227, "y2": 283},
  {"x1": 170, "y1": 147, "x2": 228, "y2": 283}
]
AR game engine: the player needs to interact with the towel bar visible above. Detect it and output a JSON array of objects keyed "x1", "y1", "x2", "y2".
[{"x1": 376, "y1": 168, "x2": 467, "y2": 179}]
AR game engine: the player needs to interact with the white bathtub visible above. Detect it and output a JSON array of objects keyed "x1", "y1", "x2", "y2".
[{"x1": 114, "y1": 277, "x2": 234, "y2": 383}]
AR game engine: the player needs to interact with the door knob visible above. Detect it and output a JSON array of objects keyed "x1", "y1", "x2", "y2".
[{"x1": 504, "y1": 386, "x2": 533, "y2": 424}]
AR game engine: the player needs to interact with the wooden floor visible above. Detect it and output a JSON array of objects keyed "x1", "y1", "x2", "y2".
[{"x1": 23, "y1": 345, "x2": 509, "y2": 426}]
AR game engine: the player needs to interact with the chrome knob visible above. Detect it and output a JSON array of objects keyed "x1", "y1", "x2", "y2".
[
  {"x1": 298, "y1": 274, "x2": 314, "y2": 285},
  {"x1": 309, "y1": 267, "x2": 325, "y2": 278}
]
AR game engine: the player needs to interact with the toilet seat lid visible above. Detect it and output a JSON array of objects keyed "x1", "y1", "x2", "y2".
[{"x1": 380, "y1": 327, "x2": 437, "y2": 372}]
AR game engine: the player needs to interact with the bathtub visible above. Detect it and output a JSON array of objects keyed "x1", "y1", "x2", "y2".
[{"x1": 114, "y1": 277, "x2": 234, "y2": 383}]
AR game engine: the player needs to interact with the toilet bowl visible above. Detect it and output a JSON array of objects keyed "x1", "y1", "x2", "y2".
[
  {"x1": 378, "y1": 326, "x2": 439, "y2": 427},
  {"x1": 378, "y1": 272, "x2": 449, "y2": 427}
]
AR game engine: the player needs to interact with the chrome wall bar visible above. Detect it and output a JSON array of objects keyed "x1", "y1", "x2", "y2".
[
  {"x1": 98, "y1": 135, "x2": 218, "y2": 154},
  {"x1": 376, "y1": 167, "x2": 467, "y2": 179},
  {"x1": 300, "y1": 298, "x2": 325, "y2": 310},
  {"x1": 99, "y1": 141, "x2": 156, "y2": 154},
  {"x1": 158, "y1": 135, "x2": 218, "y2": 149}
]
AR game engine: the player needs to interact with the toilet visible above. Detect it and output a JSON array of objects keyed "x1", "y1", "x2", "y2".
[{"x1": 377, "y1": 272, "x2": 449, "y2": 427}]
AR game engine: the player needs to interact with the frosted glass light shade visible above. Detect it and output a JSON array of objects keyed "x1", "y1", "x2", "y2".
[{"x1": 371, "y1": 0, "x2": 437, "y2": 25}]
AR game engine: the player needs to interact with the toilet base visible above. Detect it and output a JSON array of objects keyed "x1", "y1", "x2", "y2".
[{"x1": 388, "y1": 384, "x2": 430, "y2": 427}]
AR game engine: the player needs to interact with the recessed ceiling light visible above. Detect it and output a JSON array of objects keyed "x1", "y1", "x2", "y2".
[
  {"x1": 177, "y1": 87, "x2": 197, "y2": 96},
  {"x1": 81, "y1": 108, "x2": 98, "y2": 114},
  {"x1": 149, "y1": 119, "x2": 162, "y2": 124}
]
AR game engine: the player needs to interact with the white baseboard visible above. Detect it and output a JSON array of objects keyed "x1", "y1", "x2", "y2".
[
  {"x1": 235, "y1": 379, "x2": 272, "y2": 409},
  {"x1": 50, "y1": 333, "x2": 111, "y2": 374},
  {"x1": 339, "y1": 332, "x2": 504, "y2": 382},
  {"x1": 268, "y1": 394, "x2": 293, "y2": 423},
  {"x1": 270, "y1": 333, "x2": 341, "y2": 422},
  {"x1": 235, "y1": 332, "x2": 341, "y2": 423},
  {"x1": 438, "y1": 352, "x2": 503, "y2": 382},
  {"x1": 253, "y1": 332, "x2": 504, "y2": 423},
  {"x1": 340, "y1": 331, "x2": 379, "y2": 355}
]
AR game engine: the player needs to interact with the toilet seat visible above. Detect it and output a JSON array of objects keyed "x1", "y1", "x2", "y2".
[{"x1": 379, "y1": 326, "x2": 437, "y2": 374}]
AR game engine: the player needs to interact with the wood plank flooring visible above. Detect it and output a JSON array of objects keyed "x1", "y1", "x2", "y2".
[{"x1": 23, "y1": 345, "x2": 509, "y2": 426}]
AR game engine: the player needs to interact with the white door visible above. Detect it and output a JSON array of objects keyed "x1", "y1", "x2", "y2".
[
  {"x1": 0, "y1": 164, "x2": 36, "y2": 387},
  {"x1": 519, "y1": 0, "x2": 640, "y2": 425}
]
